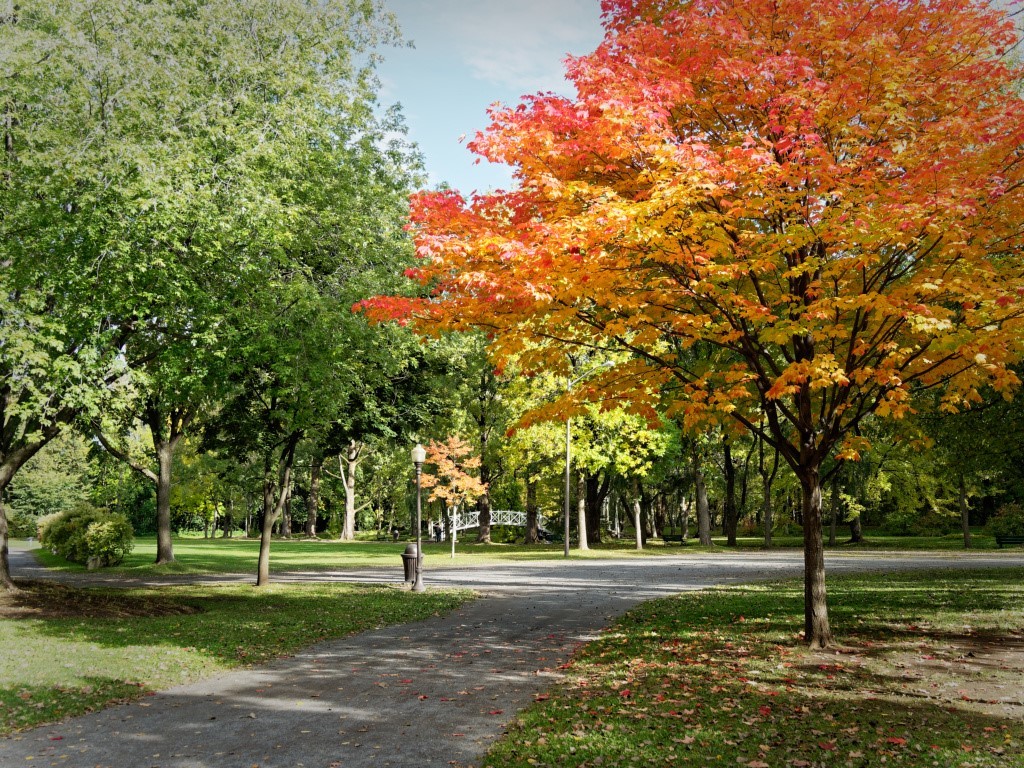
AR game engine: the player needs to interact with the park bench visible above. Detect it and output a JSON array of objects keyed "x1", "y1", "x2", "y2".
[
  {"x1": 662, "y1": 534, "x2": 686, "y2": 544},
  {"x1": 995, "y1": 534, "x2": 1024, "y2": 548}
]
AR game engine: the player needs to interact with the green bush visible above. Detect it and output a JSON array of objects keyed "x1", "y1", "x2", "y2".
[
  {"x1": 38, "y1": 504, "x2": 134, "y2": 568},
  {"x1": 988, "y1": 503, "x2": 1024, "y2": 539},
  {"x1": 6, "y1": 510, "x2": 37, "y2": 538}
]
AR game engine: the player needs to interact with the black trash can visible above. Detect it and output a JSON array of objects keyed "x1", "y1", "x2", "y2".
[{"x1": 401, "y1": 543, "x2": 419, "y2": 585}]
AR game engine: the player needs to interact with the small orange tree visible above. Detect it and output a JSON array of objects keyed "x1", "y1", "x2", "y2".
[
  {"x1": 364, "y1": 0, "x2": 1024, "y2": 647},
  {"x1": 420, "y1": 437, "x2": 488, "y2": 524}
]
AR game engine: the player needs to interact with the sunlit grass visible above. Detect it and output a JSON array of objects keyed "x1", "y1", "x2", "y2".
[
  {"x1": 484, "y1": 568, "x2": 1024, "y2": 768},
  {"x1": 26, "y1": 527, "x2": 1005, "y2": 578}
]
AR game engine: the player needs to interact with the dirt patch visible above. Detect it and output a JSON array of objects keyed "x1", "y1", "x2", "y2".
[{"x1": 0, "y1": 580, "x2": 202, "y2": 620}]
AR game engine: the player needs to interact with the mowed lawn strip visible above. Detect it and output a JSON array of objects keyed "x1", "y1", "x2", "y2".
[
  {"x1": 27, "y1": 529, "x2": 1008, "y2": 577},
  {"x1": 484, "y1": 568, "x2": 1024, "y2": 768},
  {"x1": 0, "y1": 581, "x2": 471, "y2": 735}
]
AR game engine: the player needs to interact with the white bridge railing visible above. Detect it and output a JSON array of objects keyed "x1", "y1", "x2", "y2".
[{"x1": 450, "y1": 508, "x2": 548, "y2": 532}]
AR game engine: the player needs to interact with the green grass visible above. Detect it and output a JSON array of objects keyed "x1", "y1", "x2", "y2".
[
  {"x1": 25, "y1": 529, "x2": 1006, "y2": 578},
  {"x1": 483, "y1": 568, "x2": 1024, "y2": 768},
  {"x1": 0, "y1": 581, "x2": 471, "y2": 734}
]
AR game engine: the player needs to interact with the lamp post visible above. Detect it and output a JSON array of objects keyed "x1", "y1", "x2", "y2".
[
  {"x1": 563, "y1": 361, "x2": 614, "y2": 558},
  {"x1": 411, "y1": 443, "x2": 426, "y2": 592}
]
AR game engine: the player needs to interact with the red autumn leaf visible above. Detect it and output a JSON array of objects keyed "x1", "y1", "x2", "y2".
[
  {"x1": 758, "y1": 705, "x2": 772, "y2": 716},
  {"x1": 488, "y1": 709, "x2": 504, "y2": 715},
  {"x1": 887, "y1": 737, "x2": 907, "y2": 745},
  {"x1": 818, "y1": 741, "x2": 837, "y2": 751}
]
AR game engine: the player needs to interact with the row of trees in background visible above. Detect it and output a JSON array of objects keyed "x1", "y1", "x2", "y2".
[{"x1": 8, "y1": 347, "x2": 1024, "y2": 549}]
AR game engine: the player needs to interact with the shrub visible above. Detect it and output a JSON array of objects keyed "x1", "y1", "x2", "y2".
[
  {"x1": 988, "y1": 503, "x2": 1024, "y2": 539},
  {"x1": 38, "y1": 504, "x2": 134, "y2": 568},
  {"x1": 6, "y1": 510, "x2": 37, "y2": 538}
]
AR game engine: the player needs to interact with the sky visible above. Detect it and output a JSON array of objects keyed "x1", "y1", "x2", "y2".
[{"x1": 375, "y1": 0, "x2": 605, "y2": 195}]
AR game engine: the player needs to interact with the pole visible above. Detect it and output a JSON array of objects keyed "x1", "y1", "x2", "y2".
[
  {"x1": 413, "y1": 462, "x2": 424, "y2": 592},
  {"x1": 564, "y1": 415, "x2": 571, "y2": 558},
  {"x1": 451, "y1": 506, "x2": 456, "y2": 559}
]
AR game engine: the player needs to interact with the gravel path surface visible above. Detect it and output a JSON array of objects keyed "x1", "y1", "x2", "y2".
[{"x1": 3, "y1": 547, "x2": 1023, "y2": 768}]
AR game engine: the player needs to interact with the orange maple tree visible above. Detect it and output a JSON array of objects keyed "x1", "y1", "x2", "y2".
[
  {"x1": 363, "y1": 0, "x2": 1024, "y2": 647},
  {"x1": 420, "y1": 436, "x2": 488, "y2": 516}
]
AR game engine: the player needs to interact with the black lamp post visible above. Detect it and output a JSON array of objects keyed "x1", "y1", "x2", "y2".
[{"x1": 411, "y1": 443, "x2": 426, "y2": 592}]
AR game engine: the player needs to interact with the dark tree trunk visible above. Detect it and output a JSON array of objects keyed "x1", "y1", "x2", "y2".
[
  {"x1": 524, "y1": 475, "x2": 539, "y2": 544},
  {"x1": 306, "y1": 458, "x2": 321, "y2": 538},
  {"x1": 584, "y1": 473, "x2": 608, "y2": 545},
  {"x1": 848, "y1": 513, "x2": 863, "y2": 543},
  {"x1": 693, "y1": 446, "x2": 712, "y2": 546},
  {"x1": 476, "y1": 459, "x2": 492, "y2": 544},
  {"x1": 723, "y1": 435, "x2": 738, "y2": 546},
  {"x1": 632, "y1": 496, "x2": 643, "y2": 551},
  {"x1": 154, "y1": 442, "x2": 175, "y2": 562},
  {"x1": 959, "y1": 473, "x2": 972, "y2": 549},
  {"x1": 799, "y1": 468, "x2": 833, "y2": 649}
]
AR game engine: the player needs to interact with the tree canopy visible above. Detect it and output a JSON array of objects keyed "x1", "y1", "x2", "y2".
[{"x1": 365, "y1": 0, "x2": 1024, "y2": 646}]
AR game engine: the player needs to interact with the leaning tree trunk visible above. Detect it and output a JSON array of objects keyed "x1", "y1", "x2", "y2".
[
  {"x1": 257, "y1": 438, "x2": 299, "y2": 587},
  {"x1": 576, "y1": 474, "x2": 589, "y2": 551},
  {"x1": 799, "y1": 468, "x2": 833, "y2": 649},
  {"x1": 959, "y1": 473, "x2": 972, "y2": 549},
  {"x1": 694, "y1": 447, "x2": 712, "y2": 546}
]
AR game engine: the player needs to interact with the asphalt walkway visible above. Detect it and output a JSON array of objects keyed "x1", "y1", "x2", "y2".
[{"x1": 2, "y1": 547, "x2": 1023, "y2": 768}]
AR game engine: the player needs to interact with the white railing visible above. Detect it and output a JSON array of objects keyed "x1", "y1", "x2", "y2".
[{"x1": 450, "y1": 508, "x2": 547, "y2": 532}]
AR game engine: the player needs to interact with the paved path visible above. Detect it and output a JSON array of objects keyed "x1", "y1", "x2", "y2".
[{"x1": 3, "y1": 548, "x2": 1023, "y2": 768}]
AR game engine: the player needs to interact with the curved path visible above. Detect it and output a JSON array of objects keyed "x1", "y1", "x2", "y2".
[{"x1": 3, "y1": 547, "x2": 1023, "y2": 768}]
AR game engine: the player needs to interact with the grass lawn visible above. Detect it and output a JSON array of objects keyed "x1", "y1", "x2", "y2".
[
  {"x1": 0, "y1": 580, "x2": 471, "y2": 735},
  {"x1": 484, "y1": 568, "x2": 1024, "y2": 768},
  {"x1": 25, "y1": 528, "x2": 1005, "y2": 577}
]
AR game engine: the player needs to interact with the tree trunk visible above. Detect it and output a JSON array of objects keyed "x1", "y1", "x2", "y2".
[
  {"x1": 632, "y1": 494, "x2": 643, "y2": 551},
  {"x1": 154, "y1": 441, "x2": 175, "y2": 563},
  {"x1": 800, "y1": 469, "x2": 833, "y2": 649},
  {"x1": 0, "y1": 497, "x2": 14, "y2": 591},
  {"x1": 280, "y1": 482, "x2": 292, "y2": 538},
  {"x1": 828, "y1": 476, "x2": 839, "y2": 547},
  {"x1": 340, "y1": 441, "x2": 362, "y2": 541},
  {"x1": 576, "y1": 473, "x2": 589, "y2": 551},
  {"x1": 680, "y1": 496, "x2": 689, "y2": 542},
  {"x1": 694, "y1": 447, "x2": 712, "y2": 546},
  {"x1": 476, "y1": 453, "x2": 492, "y2": 544},
  {"x1": 524, "y1": 475, "x2": 539, "y2": 544},
  {"x1": 584, "y1": 473, "x2": 606, "y2": 546},
  {"x1": 848, "y1": 513, "x2": 862, "y2": 543},
  {"x1": 723, "y1": 435, "x2": 738, "y2": 546},
  {"x1": 257, "y1": 437, "x2": 299, "y2": 587},
  {"x1": 306, "y1": 458, "x2": 321, "y2": 538},
  {"x1": 959, "y1": 473, "x2": 972, "y2": 549}
]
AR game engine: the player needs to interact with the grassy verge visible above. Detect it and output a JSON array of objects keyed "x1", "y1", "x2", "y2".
[
  {"x1": 484, "y1": 568, "x2": 1024, "y2": 768},
  {"x1": 0, "y1": 581, "x2": 471, "y2": 735},
  {"x1": 25, "y1": 530, "x2": 1007, "y2": 577}
]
